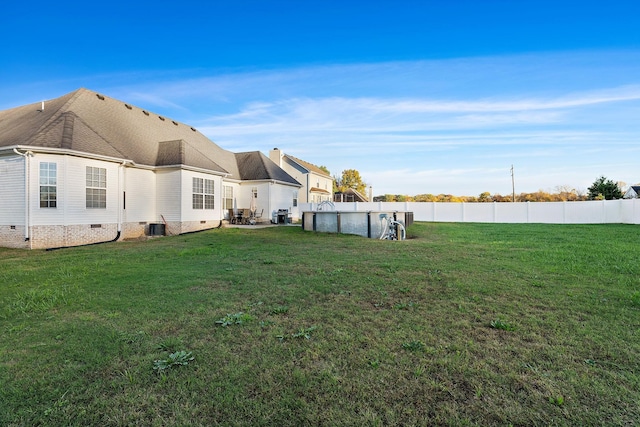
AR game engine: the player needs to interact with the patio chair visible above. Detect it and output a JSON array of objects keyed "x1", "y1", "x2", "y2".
[{"x1": 240, "y1": 209, "x2": 251, "y2": 224}]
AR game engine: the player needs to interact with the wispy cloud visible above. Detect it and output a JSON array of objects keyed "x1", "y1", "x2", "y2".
[{"x1": 5, "y1": 50, "x2": 640, "y2": 195}]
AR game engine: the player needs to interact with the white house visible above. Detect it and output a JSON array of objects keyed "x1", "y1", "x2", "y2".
[
  {"x1": 0, "y1": 88, "x2": 301, "y2": 249},
  {"x1": 269, "y1": 148, "x2": 334, "y2": 206},
  {"x1": 623, "y1": 185, "x2": 640, "y2": 199}
]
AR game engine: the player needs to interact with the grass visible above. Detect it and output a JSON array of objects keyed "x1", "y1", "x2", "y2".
[{"x1": 0, "y1": 222, "x2": 639, "y2": 426}]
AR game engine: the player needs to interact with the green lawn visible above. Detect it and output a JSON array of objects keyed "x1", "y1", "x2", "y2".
[{"x1": 1, "y1": 223, "x2": 638, "y2": 426}]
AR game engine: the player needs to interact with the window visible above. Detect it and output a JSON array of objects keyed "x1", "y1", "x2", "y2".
[
  {"x1": 193, "y1": 178, "x2": 203, "y2": 209},
  {"x1": 39, "y1": 162, "x2": 57, "y2": 208},
  {"x1": 204, "y1": 179, "x2": 215, "y2": 209},
  {"x1": 86, "y1": 166, "x2": 107, "y2": 208},
  {"x1": 223, "y1": 185, "x2": 233, "y2": 210},
  {"x1": 193, "y1": 177, "x2": 215, "y2": 209}
]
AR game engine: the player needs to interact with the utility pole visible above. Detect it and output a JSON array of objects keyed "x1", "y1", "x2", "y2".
[{"x1": 511, "y1": 165, "x2": 515, "y2": 202}]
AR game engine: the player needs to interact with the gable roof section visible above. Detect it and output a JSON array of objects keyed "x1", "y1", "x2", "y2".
[
  {"x1": 310, "y1": 187, "x2": 331, "y2": 195},
  {"x1": 0, "y1": 88, "x2": 240, "y2": 177},
  {"x1": 156, "y1": 139, "x2": 226, "y2": 172},
  {"x1": 285, "y1": 154, "x2": 332, "y2": 178},
  {"x1": 624, "y1": 185, "x2": 640, "y2": 198},
  {"x1": 235, "y1": 151, "x2": 300, "y2": 185},
  {"x1": 335, "y1": 188, "x2": 369, "y2": 202}
]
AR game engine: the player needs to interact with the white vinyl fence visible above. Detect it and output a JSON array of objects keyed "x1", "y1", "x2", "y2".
[{"x1": 298, "y1": 199, "x2": 640, "y2": 225}]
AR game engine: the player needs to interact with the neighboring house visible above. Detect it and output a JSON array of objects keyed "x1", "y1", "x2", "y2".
[
  {"x1": 624, "y1": 185, "x2": 640, "y2": 199},
  {"x1": 0, "y1": 88, "x2": 301, "y2": 249},
  {"x1": 334, "y1": 188, "x2": 369, "y2": 203},
  {"x1": 269, "y1": 148, "x2": 334, "y2": 206}
]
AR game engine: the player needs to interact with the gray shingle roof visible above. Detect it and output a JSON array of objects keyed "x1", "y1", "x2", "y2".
[
  {"x1": 0, "y1": 88, "x2": 299, "y2": 184},
  {"x1": 236, "y1": 151, "x2": 300, "y2": 184},
  {"x1": 284, "y1": 154, "x2": 331, "y2": 177}
]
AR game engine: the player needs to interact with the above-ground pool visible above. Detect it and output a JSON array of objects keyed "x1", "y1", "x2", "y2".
[{"x1": 302, "y1": 211, "x2": 413, "y2": 239}]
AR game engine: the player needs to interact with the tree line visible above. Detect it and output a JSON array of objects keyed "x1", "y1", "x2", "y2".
[
  {"x1": 375, "y1": 176, "x2": 630, "y2": 202},
  {"x1": 325, "y1": 169, "x2": 632, "y2": 203},
  {"x1": 375, "y1": 191, "x2": 585, "y2": 203}
]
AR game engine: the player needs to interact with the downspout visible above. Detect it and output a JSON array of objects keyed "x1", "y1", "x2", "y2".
[
  {"x1": 13, "y1": 148, "x2": 33, "y2": 243},
  {"x1": 117, "y1": 161, "x2": 130, "y2": 240}
]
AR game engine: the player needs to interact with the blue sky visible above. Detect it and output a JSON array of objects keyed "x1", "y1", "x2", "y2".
[{"x1": 2, "y1": 1, "x2": 640, "y2": 196}]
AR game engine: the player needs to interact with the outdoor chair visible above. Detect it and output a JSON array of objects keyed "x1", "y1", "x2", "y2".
[{"x1": 240, "y1": 209, "x2": 251, "y2": 224}]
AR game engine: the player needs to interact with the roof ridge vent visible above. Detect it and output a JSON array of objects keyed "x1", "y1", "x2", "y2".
[
  {"x1": 142, "y1": 110, "x2": 149, "y2": 116},
  {"x1": 124, "y1": 104, "x2": 132, "y2": 110},
  {"x1": 96, "y1": 94, "x2": 105, "y2": 100},
  {"x1": 172, "y1": 120, "x2": 178, "y2": 126},
  {"x1": 158, "y1": 116, "x2": 165, "y2": 121}
]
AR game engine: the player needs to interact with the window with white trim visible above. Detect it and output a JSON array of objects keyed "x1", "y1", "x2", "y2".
[
  {"x1": 39, "y1": 162, "x2": 57, "y2": 208},
  {"x1": 204, "y1": 179, "x2": 215, "y2": 209},
  {"x1": 193, "y1": 177, "x2": 215, "y2": 209},
  {"x1": 223, "y1": 185, "x2": 233, "y2": 210},
  {"x1": 193, "y1": 178, "x2": 203, "y2": 209},
  {"x1": 86, "y1": 166, "x2": 107, "y2": 209}
]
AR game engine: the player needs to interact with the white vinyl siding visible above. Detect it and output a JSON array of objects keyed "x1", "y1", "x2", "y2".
[
  {"x1": 123, "y1": 168, "x2": 156, "y2": 222},
  {"x1": 0, "y1": 156, "x2": 25, "y2": 224},
  {"x1": 156, "y1": 170, "x2": 181, "y2": 222},
  {"x1": 29, "y1": 155, "x2": 119, "y2": 226}
]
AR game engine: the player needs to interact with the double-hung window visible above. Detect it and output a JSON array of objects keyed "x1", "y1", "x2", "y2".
[
  {"x1": 86, "y1": 166, "x2": 107, "y2": 208},
  {"x1": 193, "y1": 178, "x2": 204, "y2": 209},
  {"x1": 193, "y1": 177, "x2": 215, "y2": 209},
  {"x1": 39, "y1": 162, "x2": 57, "y2": 208},
  {"x1": 204, "y1": 179, "x2": 215, "y2": 209},
  {"x1": 223, "y1": 185, "x2": 233, "y2": 210}
]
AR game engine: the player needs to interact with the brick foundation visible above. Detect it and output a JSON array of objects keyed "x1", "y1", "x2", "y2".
[
  {"x1": 28, "y1": 224, "x2": 119, "y2": 249},
  {"x1": 1, "y1": 220, "x2": 222, "y2": 250},
  {"x1": 165, "y1": 220, "x2": 221, "y2": 235},
  {"x1": 121, "y1": 222, "x2": 148, "y2": 240},
  {"x1": 0, "y1": 226, "x2": 30, "y2": 249}
]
